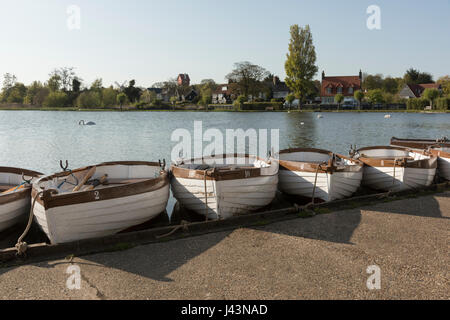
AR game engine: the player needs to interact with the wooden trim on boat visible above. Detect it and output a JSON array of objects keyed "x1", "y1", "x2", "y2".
[
  {"x1": 278, "y1": 148, "x2": 362, "y2": 174},
  {"x1": 171, "y1": 154, "x2": 276, "y2": 181},
  {"x1": 33, "y1": 162, "x2": 169, "y2": 210},
  {"x1": 356, "y1": 146, "x2": 437, "y2": 168},
  {"x1": 0, "y1": 187, "x2": 31, "y2": 205},
  {"x1": 279, "y1": 148, "x2": 332, "y2": 156},
  {"x1": 0, "y1": 167, "x2": 42, "y2": 177},
  {"x1": 430, "y1": 148, "x2": 450, "y2": 159},
  {"x1": 390, "y1": 137, "x2": 450, "y2": 149},
  {"x1": 0, "y1": 167, "x2": 42, "y2": 205}
]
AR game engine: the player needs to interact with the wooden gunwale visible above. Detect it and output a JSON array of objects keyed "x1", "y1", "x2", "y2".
[
  {"x1": 170, "y1": 153, "x2": 276, "y2": 181},
  {"x1": 32, "y1": 161, "x2": 169, "y2": 210},
  {"x1": 0, "y1": 167, "x2": 42, "y2": 205},
  {"x1": 278, "y1": 148, "x2": 362, "y2": 174},
  {"x1": 357, "y1": 146, "x2": 437, "y2": 168}
]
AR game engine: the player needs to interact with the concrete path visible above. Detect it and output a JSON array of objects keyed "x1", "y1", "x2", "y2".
[{"x1": 1, "y1": 192, "x2": 449, "y2": 300}]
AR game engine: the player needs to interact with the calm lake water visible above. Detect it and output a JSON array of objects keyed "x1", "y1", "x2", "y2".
[{"x1": 1, "y1": 110, "x2": 449, "y2": 213}]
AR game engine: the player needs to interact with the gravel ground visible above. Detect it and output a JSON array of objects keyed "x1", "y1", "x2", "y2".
[{"x1": 0, "y1": 191, "x2": 449, "y2": 300}]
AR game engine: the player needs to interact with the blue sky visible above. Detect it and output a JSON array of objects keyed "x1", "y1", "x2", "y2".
[{"x1": 0, "y1": 0, "x2": 449, "y2": 88}]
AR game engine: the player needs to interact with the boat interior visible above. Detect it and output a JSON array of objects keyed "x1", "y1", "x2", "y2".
[
  {"x1": 279, "y1": 150, "x2": 358, "y2": 166},
  {"x1": 357, "y1": 147, "x2": 430, "y2": 161},
  {"x1": 37, "y1": 163, "x2": 163, "y2": 195},
  {"x1": 176, "y1": 155, "x2": 271, "y2": 171}
]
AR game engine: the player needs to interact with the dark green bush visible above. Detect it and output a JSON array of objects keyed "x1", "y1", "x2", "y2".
[
  {"x1": 435, "y1": 97, "x2": 450, "y2": 111},
  {"x1": 406, "y1": 98, "x2": 428, "y2": 110}
]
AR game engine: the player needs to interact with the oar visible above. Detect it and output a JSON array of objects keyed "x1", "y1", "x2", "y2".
[
  {"x1": 72, "y1": 166, "x2": 97, "y2": 192},
  {"x1": 82, "y1": 174, "x2": 108, "y2": 191},
  {"x1": 1, "y1": 184, "x2": 25, "y2": 194}
]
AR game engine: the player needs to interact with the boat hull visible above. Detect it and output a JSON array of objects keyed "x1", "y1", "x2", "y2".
[
  {"x1": 430, "y1": 148, "x2": 450, "y2": 180},
  {"x1": 32, "y1": 184, "x2": 169, "y2": 244},
  {"x1": 0, "y1": 167, "x2": 41, "y2": 233},
  {"x1": 32, "y1": 162, "x2": 169, "y2": 244},
  {"x1": 357, "y1": 146, "x2": 437, "y2": 192},
  {"x1": 171, "y1": 155, "x2": 278, "y2": 219},
  {"x1": 278, "y1": 170, "x2": 363, "y2": 202}
]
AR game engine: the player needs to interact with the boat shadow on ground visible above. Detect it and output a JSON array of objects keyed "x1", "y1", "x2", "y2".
[{"x1": 0, "y1": 191, "x2": 447, "y2": 282}]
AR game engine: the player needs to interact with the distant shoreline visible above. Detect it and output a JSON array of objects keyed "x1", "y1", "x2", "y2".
[{"x1": 0, "y1": 106, "x2": 448, "y2": 113}]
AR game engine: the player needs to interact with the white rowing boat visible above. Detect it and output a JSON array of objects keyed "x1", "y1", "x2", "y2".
[
  {"x1": 0, "y1": 167, "x2": 42, "y2": 232},
  {"x1": 278, "y1": 148, "x2": 363, "y2": 202},
  {"x1": 31, "y1": 161, "x2": 169, "y2": 244},
  {"x1": 171, "y1": 154, "x2": 278, "y2": 220},
  {"x1": 429, "y1": 147, "x2": 450, "y2": 180},
  {"x1": 356, "y1": 146, "x2": 437, "y2": 192}
]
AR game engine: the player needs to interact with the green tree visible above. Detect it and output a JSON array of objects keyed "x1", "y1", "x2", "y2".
[
  {"x1": 6, "y1": 83, "x2": 27, "y2": 103},
  {"x1": 422, "y1": 88, "x2": 440, "y2": 109},
  {"x1": 354, "y1": 90, "x2": 364, "y2": 110},
  {"x1": 285, "y1": 93, "x2": 295, "y2": 109},
  {"x1": 140, "y1": 90, "x2": 156, "y2": 104},
  {"x1": 47, "y1": 73, "x2": 62, "y2": 92},
  {"x1": 77, "y1": 91, "x2": 102, "y2": 108},
  {"x1": 1, "y1": 73, "x2": 18, "y2": 102},
  {"x1": 226, "y1": 61, "x2": 269, "y2": 98},
  {"x1": 404, "y1": 68, "x2": 433, "y2": 85},
  {"x1": 116, "y1": 92, "x2": 127, "y2": 111},
  {"x1": 334, "y1": 93, "x2": 344, "y2": 110},
  {"x1": 43, "y1": 91, "x2": 68, "y2": 108},
  {"x1": 90, "y1": 78, "x2": 103, "y2": 92},
  {"x1": 284, "y1": 24, "x2": 318, "y2": 109},
  {"x1": 366, "y1": 89, "x2": 385, "y2": 104},
  {"x1": 199, "y1": 88, "x2": 212, "y2": 107},
  {"x1": 363, "y1": 74, "x2": 383, "y2": 90},
  {"x1": 382, "y1": 77, "x2": 400, "y2": 94},
  {"x1": 437, "y1": 75, "x2": 450, "y2": 95},
  {"x1": 102, "y1": 86, "x2": 117, "y2": 108},
  {"x1": 233, "y1": 95, "x2": 247, "y2": 110}
]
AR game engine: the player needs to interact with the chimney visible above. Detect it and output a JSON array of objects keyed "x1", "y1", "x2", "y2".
[
  {"x1": 273, "y1": 76, "x2": 279, "y2": 86},
  {"x1": 359, "y1": 69, "x2": 362, "y2": 81},
  {"x1": 322, "y1": 71, "x2": 325, "y2": 79}
]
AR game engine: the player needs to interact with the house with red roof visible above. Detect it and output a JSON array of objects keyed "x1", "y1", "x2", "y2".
[
  {"x1": 321, "y1": 70, "x2": 362, "y2": 104},
  {"x1": 398, "y1": 83, "x2": 442, "y2": 99},
  {"x1": 177, "y1": 73, "x2": 190, "y2": 86}
]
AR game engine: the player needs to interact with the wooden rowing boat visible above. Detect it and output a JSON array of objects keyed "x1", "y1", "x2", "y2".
[
  {"x1": 356, "y1": 146, "x2": 437, "y2": 191},
  {"x1": 278, "y1": 148, "x2": 363, "y2": 202},
  {"x1": 0, "y1": 167, "x2": 42, "y2": 232},
  {"x1": 171, "y1": 154, "x2": 278, "y2": 220},
  {"x1": 31, "y1": 161, "x2": 169, "y2": 244},
  {"x1": 390, "y1": 137, "x2": 450, "y2": 150},
  {"x1": 429, "y1": 147, "x2": 450, "y2": 180}
]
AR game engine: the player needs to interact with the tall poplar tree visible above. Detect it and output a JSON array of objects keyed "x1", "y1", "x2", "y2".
[{"x1": 285, "y1": 24, "x2": 318, "y2": 108}]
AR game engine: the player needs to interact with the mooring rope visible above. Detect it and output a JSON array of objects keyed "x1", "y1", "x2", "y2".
[
  {"x1": 155, "y1": 220, "x2": 189, "y2": 239},
  {"x1": 310, "y1": 161, "x2": 328, "y2": 205},
  {"x1": 203, "y1": 168, "x2": 216, "y2": 221},
  {"x1": 15, "y1": 190, "x2": 44, "y2": 256}
]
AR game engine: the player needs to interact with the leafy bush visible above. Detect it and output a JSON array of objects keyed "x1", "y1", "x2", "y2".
[
  {"x1": 435, "y1": 97, "x2": 449, "y2": 111},
  {"x1": 77, "y1": 91, "x2": 102, "y2": 108},
  {"x1": 406, "y1": 98, "x2": 428, "y2": 110},
  {"x1": 43, "y1": 91, "x2": 68, "y2": 108}
]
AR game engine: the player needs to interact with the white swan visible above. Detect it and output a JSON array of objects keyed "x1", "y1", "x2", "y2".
[{"x1": 79, "y1": 120, "x2": 96, "y2": 126}]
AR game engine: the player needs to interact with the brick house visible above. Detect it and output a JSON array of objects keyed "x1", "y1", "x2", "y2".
[
  {"x1": 212, "y1": 84, "x2": 235, "y2": 104},
  {"x1": 321, "y1": 70, "x2": 362, "y2": 104},
  {"x1": 177, "y1": 74, "x2": 190, "y2": 86},
  {"x1": 271, "y1": 76, "x2": 290, "y2": 99},
  {"x1": 398, "y1": 83, "x2": 442, "y2": 99}
]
